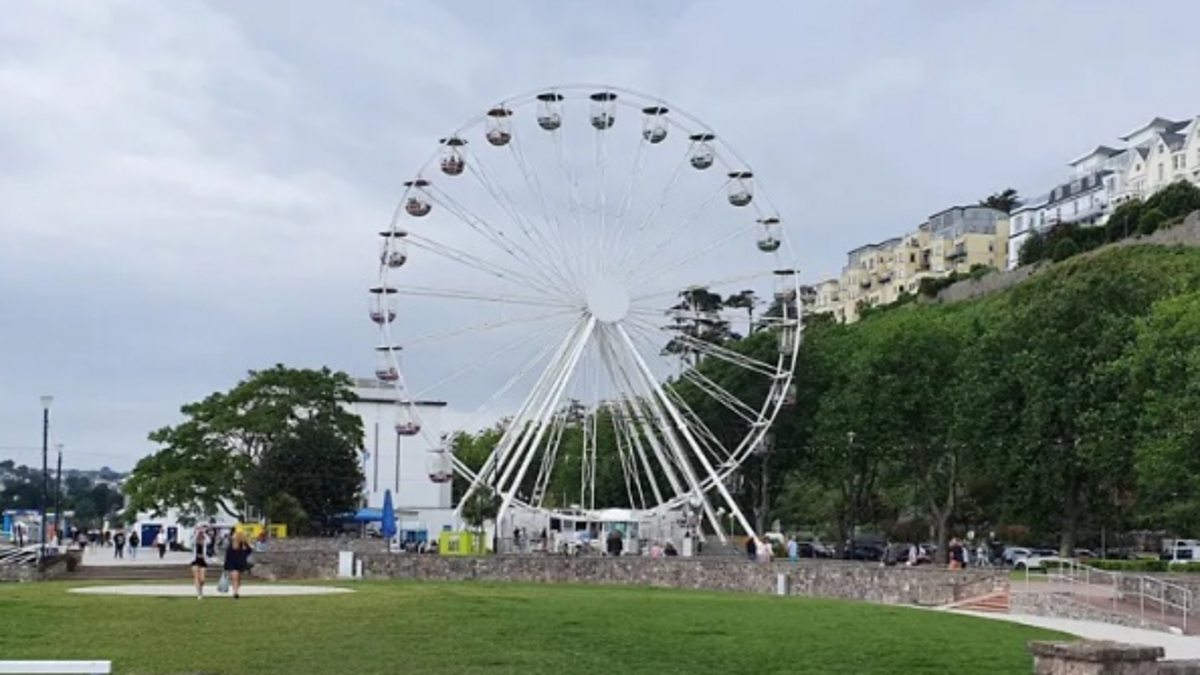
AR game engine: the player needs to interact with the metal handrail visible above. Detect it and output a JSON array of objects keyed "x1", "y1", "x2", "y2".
[{"x1": 1043, "y1": 559, "x2": 1193, "y2": 632}]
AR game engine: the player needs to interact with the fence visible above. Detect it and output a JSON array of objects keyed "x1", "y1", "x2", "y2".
[{"x1": 1034, "y1": 558, "x2": 1194, "y2": 632}]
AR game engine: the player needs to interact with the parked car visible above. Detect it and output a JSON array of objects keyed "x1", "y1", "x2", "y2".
[
  {"x1": 796, "y1": 541, "x2": 833, "y2": 558},
  {"x1": 1002, "y1": 546, "x2": 1031, "y2": 565},
  {"x1": 1014, "y1": 550, "x2": 1069, "y2": 571},
  {"x1": 1160, "y1": 539, "x2": 1200, "y2": 564}
]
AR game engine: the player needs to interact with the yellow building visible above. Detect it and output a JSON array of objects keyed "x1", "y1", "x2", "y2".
[{"x1": 810, "y1": 206, "x2": 1009, "y2": 323}]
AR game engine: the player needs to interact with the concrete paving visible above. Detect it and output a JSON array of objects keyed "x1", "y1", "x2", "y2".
[
  {"x1": 69, "y1": 584, "x2": 353, "y2": 598},
  {"x1": 80, "y1": 546, "x2": 199, "y2": 567},
  {"x1": 953, "y1": 610, "x2": 1200, "y2": 660}
]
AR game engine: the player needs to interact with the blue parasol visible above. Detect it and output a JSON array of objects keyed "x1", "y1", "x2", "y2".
[{"x1": 381, "y1": 489, "x2": 397, "y2": 543}]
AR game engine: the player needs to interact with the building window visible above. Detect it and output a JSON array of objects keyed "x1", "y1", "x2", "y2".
[
  {"x1": 1158, "y1": 163, "x2": 1165, "y2": 180},
  {"x1": 1074, "y1": 201, "x2": 1079, "y2": 214}
]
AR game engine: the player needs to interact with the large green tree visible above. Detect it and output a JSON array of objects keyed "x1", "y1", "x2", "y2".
[{"x1": 124, "y1": 365, "x2": 363, "y2": 523}]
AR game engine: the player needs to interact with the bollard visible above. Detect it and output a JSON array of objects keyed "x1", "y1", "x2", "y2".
[
  {"x1": 337, "y1": 551, "x2": 354, "y2": 579},
  {"x1": 776, "y1": 572, "x2": 789, "y2": 596}
]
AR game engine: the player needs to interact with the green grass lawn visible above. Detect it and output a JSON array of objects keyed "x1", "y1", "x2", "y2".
[{"x1": 0, "y1": 581, "x2": 1065, "y2": 674}]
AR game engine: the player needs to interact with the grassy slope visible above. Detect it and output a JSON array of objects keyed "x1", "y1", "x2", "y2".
[{"x1": 0, "y1": 581, "x2": 1063, "y2": 674}]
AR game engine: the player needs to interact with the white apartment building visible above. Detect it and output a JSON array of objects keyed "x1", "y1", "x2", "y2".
[{"x1": 1008, "y1": 115, "x2": 1200, "y2": 268}]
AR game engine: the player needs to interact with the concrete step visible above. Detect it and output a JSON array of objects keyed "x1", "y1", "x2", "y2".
[{"x1": 952, "y1": 590, "x2": 1011, "y2": 614}]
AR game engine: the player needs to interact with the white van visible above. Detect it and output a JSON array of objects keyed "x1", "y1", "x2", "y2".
[{"x1": 1161, "y1": 539, "x2": 1200, "y2": 564}]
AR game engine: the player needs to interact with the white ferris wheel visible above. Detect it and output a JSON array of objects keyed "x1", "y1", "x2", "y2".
[{"x1": 370, "y1": 85, "x2": 800, "y2": 543}]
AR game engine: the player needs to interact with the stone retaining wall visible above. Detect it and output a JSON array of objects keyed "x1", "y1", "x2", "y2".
[
  {"x1": 0, "y1": 552, "x2": 78, "y2": 583},
  {"x1": 1029, "y1": 641, "x2": 1200, "y2": 674},
  {"x1": 1013, "y1": 592, "x2": 1178, "y2": 633},
  {"x1": 254, "y1": 548, "x2": 1005, "y2": 607}
]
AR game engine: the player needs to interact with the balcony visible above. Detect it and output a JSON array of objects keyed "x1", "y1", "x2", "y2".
[
  {"x1": 946, "y1": 247, "x2": 967, "y2": 261},
  {"x1": 859, "y1": 279, "x2": 871, "y2": 289},
  {"x1": 877, "y1": 271, "x2": 893, "y2": 283}
]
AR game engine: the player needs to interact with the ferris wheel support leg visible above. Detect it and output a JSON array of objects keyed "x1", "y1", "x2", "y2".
[
  {"x1": 617, "y1": 324, "x2": 757, "y2": 543},
  {"x1": 496, "y1": 317, "x2": 597, "y2": 531},
  {"x1": 454, "y1": 318, "x2": 585, "y2": 519},
  {"x1": 611, "y1": 327, "x2": 727, "y2": 542}
]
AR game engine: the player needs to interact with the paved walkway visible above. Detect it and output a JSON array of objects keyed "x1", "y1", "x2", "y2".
[
  {"x1": 69, "y1": 584, "x2": 353, "y2": 598},
  {"x1": 80, "y1": 546, "x2": 197, "y2": 567},
  {"x1": 953, "y1": 610, "x2": 1200, "y2": 660}
]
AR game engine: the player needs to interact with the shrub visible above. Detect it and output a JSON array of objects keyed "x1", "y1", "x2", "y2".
[
  {"x1": 1018, "y1": 231, "x2": 1047, "y2": 266},
  {"x1": 1051, "y1": 238, "x2": 1079, "y2": 262},
  {"x1": 1138, "y1": 208, "x2": 1167, "y2": 235},
  {"x1": 1106, "y1": 200, "x2": 1143, "y2": 242},
  {"x1": 1143, "y1": 180, "x2": 1200, "y2": 220},
  {"x1": 1086, "y1": 559, "x2": 1200, "y2": 573}
]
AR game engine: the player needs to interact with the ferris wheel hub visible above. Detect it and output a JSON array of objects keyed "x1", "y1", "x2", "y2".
[{"x1": 584, "y1": 276, "x2": 630, "y2": 323}]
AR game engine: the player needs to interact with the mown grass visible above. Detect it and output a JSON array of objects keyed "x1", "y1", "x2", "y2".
[{"x1": 0, "y1": 580, "x2": 1065, "y2": 674}]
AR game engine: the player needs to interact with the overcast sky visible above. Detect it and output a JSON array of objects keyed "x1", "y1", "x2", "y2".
[{"x1": 3, "y1": 0, "x2": 1200, "y2": 471}]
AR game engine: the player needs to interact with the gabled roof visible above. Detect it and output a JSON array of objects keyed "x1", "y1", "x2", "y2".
[
  {"x1": 1121, "y1": 117, "x2": 1184, "y2": 141},
  {"x1": 1160, "y1": 132, "x2": 1187, "y2": 152},
  {"x1": 1068, "y1": 145, "x2": 1121, "y2": 166}
]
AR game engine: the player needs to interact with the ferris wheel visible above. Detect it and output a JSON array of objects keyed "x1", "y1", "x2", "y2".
[{"x1": 370, "y1": 85, "x2": 800, "y2": 542}]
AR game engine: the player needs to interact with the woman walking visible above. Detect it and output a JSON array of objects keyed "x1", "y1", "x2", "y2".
[
  {"x1": 191, "y1": 526, "x2": 209, "y2": 600},
  {"x1": 223, "y1": 531, "x2": 253, "y2": 599}
]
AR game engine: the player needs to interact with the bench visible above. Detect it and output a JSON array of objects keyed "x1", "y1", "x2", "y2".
[{"x1": 0, "y1": 662, "x2": 111, "y2": 674}]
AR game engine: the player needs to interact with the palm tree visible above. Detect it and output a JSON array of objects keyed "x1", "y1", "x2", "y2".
[{"x1": 724, "y1": 289, "x2": 759, "y2": 336}]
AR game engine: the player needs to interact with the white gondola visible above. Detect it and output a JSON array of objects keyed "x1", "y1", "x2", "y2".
[
  {"x1": 439, "y1": 137, "x2": 467, "y2": 176},
  {"x1": 590, "y1": 91, "x2": 617, "y2": 130},
  {"x1": 485, "y1": 107, "x2": 513, "y2": 146},
  {"x1": 778, "y1": 320, "x2": 798, "y2": 354},
  {"x1": 728, "y1": 171, "x2": 753, "y2": 207},
  {"x1": 641, "y1": 105, "x2": 668, "y2": 143},
  {"x1": 379, "y1": 230, "x2": 408, "y2": 268},
  {"x1": 427, "y1": 446, "x2": 454, "y2": 483},
  {"x1": 536, "y1": 91, "x2": 563, "y2": 131},
  {"x1": 394, "y1": 405, "x2": 421, "y2": 436},
  {"x1": 773, "y1": 268, "x2": 798, "y2": 302},
  {"x1": 403, "y1": 179, "x2": 432, "y2": 217},
  {"x1": 368, "y1": 287, "x2": 397, "y2": 324},
  {"x1": 756, "y1": 217, "x2": 781, "y2": 252},
  {"x1": 374, "y1": 346, "x2": 399, "y2": 382},
  {"x1": 689, "y1": 132, "x2": 715, "y2": 169}
]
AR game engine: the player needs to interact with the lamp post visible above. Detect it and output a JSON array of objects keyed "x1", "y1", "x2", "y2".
[
  {"x1": 845, "y1": 430, "x2": 856, "y2": 560},
  {"x1": 54, "y1": 444, "x2": 64, "y2": 543},
  {"x1": 38, "y1": 395, "x2": 53, "y2": 561}
]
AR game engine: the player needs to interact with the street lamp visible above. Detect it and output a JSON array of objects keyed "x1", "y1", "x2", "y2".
[
  {"x1": 54, "y1": 444, "x2": 64, "y2": 543},
  {"x1": 38, "y1": 395, "x2": 53, "y2": 561}
]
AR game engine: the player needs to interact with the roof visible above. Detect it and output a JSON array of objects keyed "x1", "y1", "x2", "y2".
[
  {"x1": 1011, "y1": 194, "x2": 1050, "y2": 213},
  {"x1": 1120, "y1": 117, "x2": 1184, "y2": 141},
  {"x1": 1068, "y1": 145, "x2": 1121, "y2": 166},
  {"x1": 846, "y1": 237, "x2": 902, "y2": 256},
  {"x1": 1160, "y1": 132, "x2": 1186, "y2": 152}
]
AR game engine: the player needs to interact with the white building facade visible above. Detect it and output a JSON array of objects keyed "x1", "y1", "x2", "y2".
[{"x1": 347, "y1": 378, "x2": 457, "y2": 535}]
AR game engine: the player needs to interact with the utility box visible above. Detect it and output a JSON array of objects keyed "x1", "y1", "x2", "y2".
[{"x1": 337, "y1": 551, "x2": 355, "y2": 579}]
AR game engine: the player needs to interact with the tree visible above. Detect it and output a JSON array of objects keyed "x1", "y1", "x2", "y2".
[
  {"x1": 1018, "y1": 231, "x2": 1047, "y2": 266},
  {"x1": 723, "y1": 290, "x2": 759, "y2": 337},
  {"x1": 250, "y1": 418, "x2": 364, "y2": 533},
  {"x1": 979, "y1": 188, "x2": 1021, "y2": 214},
  {"x1": 663, "y1": 287, "x2": 733, "y2": 365},
  {"x1": 460, "y1": 489, "x2": 499, "y2": 553},
  {"x1": 124, "y1": 365, "x2": 363, "y2": 522}
]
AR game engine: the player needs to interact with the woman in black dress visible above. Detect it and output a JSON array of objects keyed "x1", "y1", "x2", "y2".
[
  {"x1": 191, "y1": 526, "x2": 209, "y2": 599},
  {"x1": 223, "y1": 531, "x2": 252, "y2": 599}
]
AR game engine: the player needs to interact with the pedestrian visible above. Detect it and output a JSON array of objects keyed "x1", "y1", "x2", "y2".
[
  {"x1": 606, "y1": 529, "x2": 623, "y2": 557},
  {"x1": 649, "y1": 541, "x2": 664, "y2": 559},
  {"x1": 128, "y1": 531, "x2": 140, "y2": 560},
  {"x1": 907, "y1": 543, "x2": 919, "y2": 567},
  {"x1": 948, "y1": 538, "x2": 963, "y2": 570},
  {"x1": 745, "y1": 535, "x2": 757, "y2": 561},
  {"x1": 155, "y1": 529, "x2": 167, "y2": 559},
  {"x1": 756, "y1": 538, "x2": 772, "y2": 563},
  {"x1": 113, "y1": 530, "x2": 126, "y2": 559},
  {"x1": 191, "y1": 527, "x2": 209, "y2": 600},
  {"x1": 223, "y1": 531, "x2": 253, "y2": 599},
  {"x1": 786, "y1": 536, "x2": 799, "y2": 563},
  {"x1": 14, "y1": 521, "x2": 26, "y2": 548},
  {"x1": 205, "y1": 521, "x2": 217, "y2": 558},
  {"x1": 664, "y1": 541, "x2": 678, "y2": 557},
  {"x1": 75, "y1": 529, "x2": 87, "y2": 553}
]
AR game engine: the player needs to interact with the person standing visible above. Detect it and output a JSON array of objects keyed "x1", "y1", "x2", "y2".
[
  {"x1": 223, "y1": 531, "x2": 252, "y2": 600},
  {"x1": 113, "y1": 530, "x2": 126, "y2": 559},
  {"x1": 154, "y1": 529, "x2": 167, "y2": 559},
  {"x1": 605, "y1": 530, "x2": 623, "y2": 557},
  {"x1": 745, "y1": 536, "x2": 757, "y2": 561},
  {"x1": 191, "y1": 527, "x2": 209, "y2": 600},
  {"x1": 128, "y1": 531, "x2": 140, "y2": 560},
  {"x1": 14, "y1": 521, "x2": 25, "y2": 548}
]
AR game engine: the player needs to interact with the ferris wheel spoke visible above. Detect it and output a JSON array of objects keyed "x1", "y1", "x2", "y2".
[
  {"x1": 426, "y1": 186, "x2": 577, "y2": 294},
  {"x1": 404, "y1": 308, "x2": 577, "y2": 348},
  {"x1": 403, "y1": 233, "x2": 564, "y2": 299},
  {"x1": 628, "y1": 221, "x2": 759, "y2": 290},
  {"x1": 629, "y1": 144, "x2": 692, "y2": 237},
  {"x1": 614, "y1": 322, "x2": 758, "y2": 541},
  {"x1": 390, "y1": 284, "x2": 576, "y2": 309},
  {"x1": 412, "y1": 314, "x2": 575, "y2": 398},
  {"x1": 625, "y1": 315, "x2": 779, "y2": 378},
  {"x1": 617, "y1": 179, "x2": 730, "y2": 282},
  {"x1": 550, "y1": 128, "x2": 590, "y2": 269},
  {"x1": 609, "y1": 406, "x2": 642, "y2": 510},
  {"x1": 507, "y1": 135, "x2": 588, "y2": 286},
  {"x1": 596, "y1": 323, "x2": 683, "y2": 502},
  {"x1": 600, "y1": 134, "x2": 648, "y2": 276},
  {"x1": 495, "y1": 317, "x2": 597, "y2": 524},
  {"x1": 629, "y1": 270, "x2": 776, "y2": 304},
  {"x1": 461, "y1": 146, "x2": 583, "y2": 293}
]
